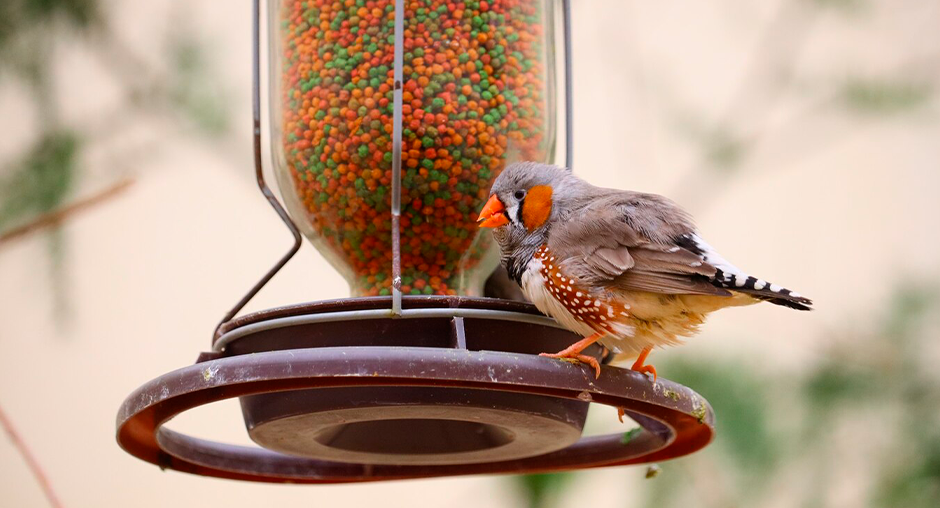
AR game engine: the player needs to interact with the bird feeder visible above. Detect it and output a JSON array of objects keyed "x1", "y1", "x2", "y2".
[{"x1": 116, "y1": 0, "x2": 715, "y2": 483}]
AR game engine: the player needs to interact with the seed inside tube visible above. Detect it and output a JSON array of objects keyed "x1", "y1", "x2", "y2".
[{"x1": 277, "y1": 0, "x2": 552, "y2": 296}]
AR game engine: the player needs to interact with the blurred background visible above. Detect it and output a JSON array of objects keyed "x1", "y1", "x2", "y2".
[{"x1": 2, "y1": 0, "x2": 939, "y2": 506}]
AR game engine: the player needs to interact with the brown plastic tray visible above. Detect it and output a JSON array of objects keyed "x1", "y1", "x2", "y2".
[{"x1": 116, "y1": 296, "x2": 714, "y2": 483}]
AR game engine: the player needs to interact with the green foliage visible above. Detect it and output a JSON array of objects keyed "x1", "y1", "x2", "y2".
[
  {"x1": 868, "y1": 287, "x2": 940, "y2": 507},
  {"x1": 513, "y1": 472, "x2": 573, "y2": 508},
  {"x1": 0, "y1": 0, "x2": 99, "y2": 55},
  {"x1": 167, "y1": 34, "x2": 231, "y2": 136},
  {"x1": 0, "y1": 0, "x2": 233, "y2": 325},
  {"x1": 0, "y1": 130, "x2": 78, "y2": 232},
  {"x1": 663, "y1": 357, "x2": 778, "y2": 481},
  {"x1": 621, "y1": 427, "x2": 642, "y2": 445},
  {"x1": 637, "y1": 284, "x2": 940, "y2": 508},
  {"x1": 21, "y1": 0, "x2": 99, "y2": 28},
  {"x1": 809, "y1": 0, "x2": 868, "y2": 13},
  {"x1": 879, "y1": 285, "x2": 937, "y2": 342},
  {"x1": 635, "y1": 357, "x2": 781, "y2": 508},
  {"x1": 702, "y1": 129, "x2": 748, "y2": 173},
  {"x1": 643, "y1": 462, "x2": 679, "y2": 506},
  {"x1": 802, "y1": 362, "x2": 877, "y2": 416},
  {"x1": 673, "y1": 113, "x2": 750, "y2": 174},
  {"x1": 798, "y1": 286, "x2": 939, "y2": 427},
  {"x1": 841, "y1": 78, "x2": 931, "y2": 116},
  {"x1": 874, "y1": 435, "x2": 940, "y2": 508}
]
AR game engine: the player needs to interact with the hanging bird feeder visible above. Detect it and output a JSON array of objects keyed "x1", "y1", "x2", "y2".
[{"x1": 116, "y1": 0, "x2": 715, "y2": 483}]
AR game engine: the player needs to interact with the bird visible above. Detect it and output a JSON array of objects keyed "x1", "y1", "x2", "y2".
[{"x1": 477, "y1": 162, "x2": 813, "y2": 382}]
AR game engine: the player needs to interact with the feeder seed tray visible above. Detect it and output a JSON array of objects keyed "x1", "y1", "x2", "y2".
[{"x1": 116, "y1": 296, "x2": 714, "y2": 483}]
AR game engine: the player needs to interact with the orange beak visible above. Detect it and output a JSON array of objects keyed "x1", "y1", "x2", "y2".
[{"x1": 477, "y1": 194, "x2": 509, "y2": 228}]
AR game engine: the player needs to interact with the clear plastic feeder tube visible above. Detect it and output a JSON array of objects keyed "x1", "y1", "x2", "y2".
[{"x1": 269, "y1": 0, "x2": 563, "y2": 298}]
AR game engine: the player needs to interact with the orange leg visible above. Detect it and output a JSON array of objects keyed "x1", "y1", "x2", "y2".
[
  {"x1": 539, "y1": 332, "x2": 604, "y2": 378},
  {"x1": 616, "y1": 348, "x2": 657, "y2": 424},
  {"x1": 631, "y1": 346, "x2": 658, "y2": 382}
]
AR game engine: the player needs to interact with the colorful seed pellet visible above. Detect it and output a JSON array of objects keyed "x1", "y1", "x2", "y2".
[{"x1": 277, "y1": 0, "x2": 552, "y2": 296}]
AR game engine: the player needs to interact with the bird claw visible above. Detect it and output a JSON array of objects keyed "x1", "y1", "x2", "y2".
[
  {"x1": 630, "y1": 347, "x2": 658, "y2": 382},
  {"x1": 539, "y1": 352, "x2": 602, "y2": 378},
  {"x1": 633, "y1": 364, "x2": 657, "y2": 382}
]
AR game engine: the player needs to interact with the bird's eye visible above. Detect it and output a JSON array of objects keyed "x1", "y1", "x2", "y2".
[{"x1": 513, "y1": 190, "x2": 526, "y2": 200}]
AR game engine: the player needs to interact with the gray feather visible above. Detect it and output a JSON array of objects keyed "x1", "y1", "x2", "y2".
[
  {"x1": 546, "y1": 190, "x2": 717, "y2": 296},
  {"x1": 616, "y1": 270, "x2": 732, "y2": 296},
  {"x1": 487, "y1": 162, "x2": 809, "y2": 306}
]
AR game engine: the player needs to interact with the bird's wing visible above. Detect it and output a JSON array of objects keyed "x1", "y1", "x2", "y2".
[{"x1": 547, "y1": 192, "x2": 731, "y2": 296}]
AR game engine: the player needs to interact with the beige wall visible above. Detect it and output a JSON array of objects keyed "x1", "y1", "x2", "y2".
[{"x1": 2, "y1": 1, "x2": 939, "y2": 506}]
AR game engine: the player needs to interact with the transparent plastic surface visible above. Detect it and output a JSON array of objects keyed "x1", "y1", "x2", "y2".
[{"x1": 270, "y1": 0, "x2": 556, "y2": 296}]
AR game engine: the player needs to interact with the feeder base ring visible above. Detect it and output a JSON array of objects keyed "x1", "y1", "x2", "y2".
[
  {"x1": 118, "y1": 350, "x2": 715, "y2": 483},
  {"x1": 116, "y1": 297, "x2": 715, "y2": 483}
]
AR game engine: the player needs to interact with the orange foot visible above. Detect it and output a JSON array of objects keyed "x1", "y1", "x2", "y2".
[
  {"x1": 539, "y1": 332, "x2": 604, "y2": 378},
  {"x1": 631, "y1": 346, "x2": 658, "y2": 382},
  {"x1": 539, "y1": 351, "x2": 601, "y2": 378},
  {"x1": 617, "y1": 407, "x2": 626, "y2": 423}
]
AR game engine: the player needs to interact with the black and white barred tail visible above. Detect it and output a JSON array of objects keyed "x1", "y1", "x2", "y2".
[
  {"x1": 685, "y1": 233, "x2": 814, "y2": 311},
  {"x1": 712, "y1": 268, "x2": 813, "y2": 311}
]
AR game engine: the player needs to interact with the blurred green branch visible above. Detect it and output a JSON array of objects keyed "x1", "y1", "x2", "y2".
[
  {"x1": 841, "y1": 78, "x2": 932, "y2": 116},
  {"x1": 0, "y1": 0, "x2": 236, "y2": 324},
  {"x1": 0, "y1": 130, "x2": 78, "y2": 233},
  {"x1": 0, "y1": 177, "x2": 133, "y2": 246},
  {"x1": 517, "y1": 283, "x2": 940, "y2": 508},
  {"x1": 645, "y1": 284, "x2": 940, "y2": 508},
  {"x1": 513, "y1": 472, "x2": 574, "y2": 508},
  {"x1": 0, "y1": 0, "x2": 234, "y2": 239}
]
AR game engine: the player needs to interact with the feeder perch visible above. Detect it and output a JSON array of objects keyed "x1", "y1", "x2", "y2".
[{"x1": 116, "y1": 0, "x2": 715, "y2": 483}]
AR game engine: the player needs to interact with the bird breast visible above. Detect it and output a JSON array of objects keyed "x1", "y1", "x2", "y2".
[{"x1": 520, "y1": 246, "x2": 634, "y2": 339}]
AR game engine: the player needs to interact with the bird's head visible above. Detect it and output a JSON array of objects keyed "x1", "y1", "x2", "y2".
[
  {"x1": 477, "y1": 162, "x2": 586, "y2": 278},
  {"x1": 478, "y1": 161, "x2": 584, "y2": 230}
]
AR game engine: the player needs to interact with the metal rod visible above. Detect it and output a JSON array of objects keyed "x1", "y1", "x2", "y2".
[
  {"x1": 214, "y1": 307, "x2": 565, "y2": 352},
  {"x1": 562, "y1": 0, "x2": 574, "y2": 169},
  {"x1": 450, "y1": 317, "x2": 468, "y2": 350},
  {"x1": 214, "y1": 0, "x2": 302, "y2": 340},
  {"x1": 390, "y1": 0, "x2": 405, "y2": 315}
]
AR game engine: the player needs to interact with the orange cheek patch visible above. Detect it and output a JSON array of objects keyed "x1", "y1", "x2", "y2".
[{"x1": 522, "y1": 185, "x2": 553, "y2": 231}]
